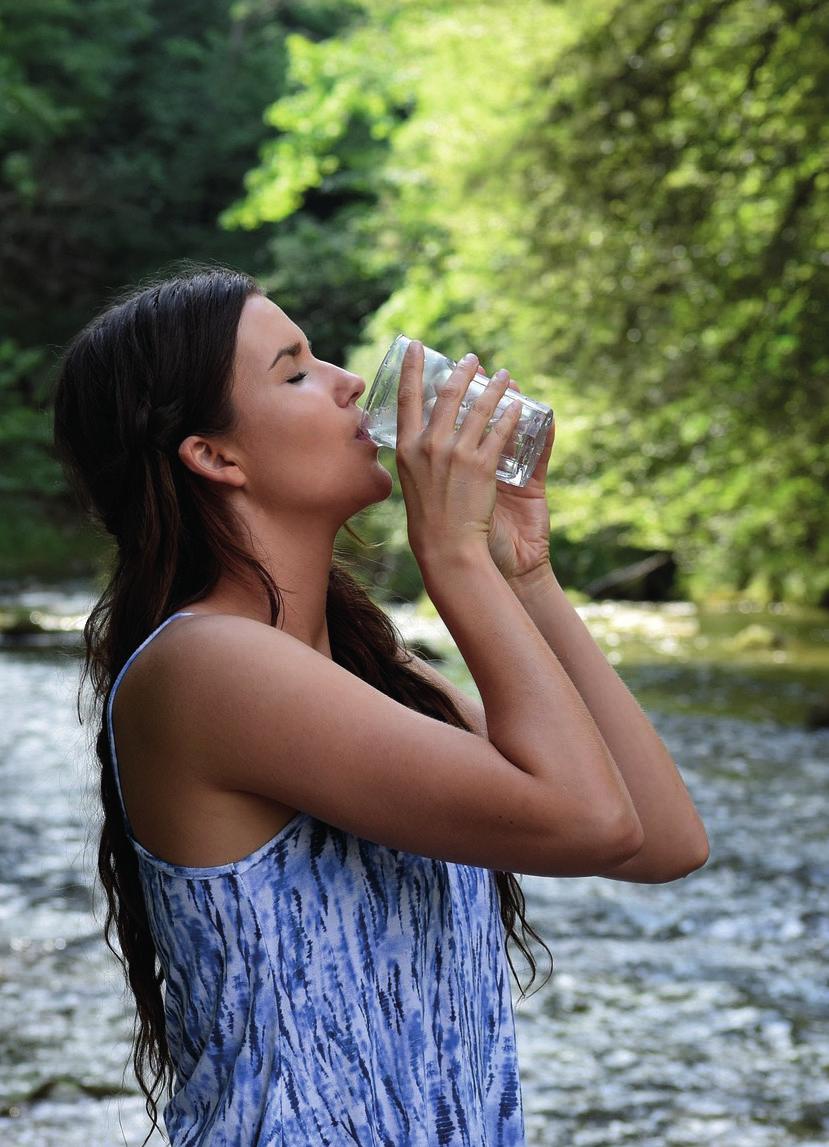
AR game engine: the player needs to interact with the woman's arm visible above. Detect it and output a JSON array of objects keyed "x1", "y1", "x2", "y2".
[{"x1": 504, "y1": 562, "x2": 709, "y2": 883}]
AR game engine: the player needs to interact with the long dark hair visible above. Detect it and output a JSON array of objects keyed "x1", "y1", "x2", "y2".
[{"x1": 52, "y1": 264, "x2": 553, "y2": 1140}]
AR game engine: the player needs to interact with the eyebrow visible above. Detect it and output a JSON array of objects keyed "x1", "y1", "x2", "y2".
[{"x1": 268, "y1": 338, "x2": 313, "y2": 371}]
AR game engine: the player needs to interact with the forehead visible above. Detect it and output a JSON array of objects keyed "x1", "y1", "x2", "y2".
[{"x1": 234, "y1": 294, "x2": 304, "y2": 373}]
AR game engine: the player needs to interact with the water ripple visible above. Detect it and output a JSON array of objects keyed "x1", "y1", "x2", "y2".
[{"x1": 1, "y1": 632, "x2": 827, "y2": 1145}]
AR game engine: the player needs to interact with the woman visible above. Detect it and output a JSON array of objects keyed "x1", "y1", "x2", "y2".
[{"x1": 53, "y1": 266, "x2": 708, "y2": 1146}]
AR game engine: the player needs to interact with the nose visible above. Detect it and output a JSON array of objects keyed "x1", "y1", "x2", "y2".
[{"x1": 340, "y1": 368, "x2": 365, "y2": 405}]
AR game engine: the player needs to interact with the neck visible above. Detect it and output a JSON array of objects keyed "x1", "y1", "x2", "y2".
[{"x1": 185, "y1": 511, "x2": 339, "y2": 660}]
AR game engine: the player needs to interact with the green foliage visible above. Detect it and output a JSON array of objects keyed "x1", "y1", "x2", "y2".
[
  {"x1": 226, "y1": 0, "x2": 828, "y2": 604},
  {"x1": 0, "y1": 339, "x2": 56, "y2": 493},
  {"x1": 1, "y1": 0, "x2": 826, "y2": 602},
  {"x1": 0, "y1": 0, "x2": 295, "y2": 346},
  {"x1": 0, "y1": 0, "x2": 367, "y2": 575},
  {"x1": 503, "y1": 0, "x2": 829, "y2": 607}
]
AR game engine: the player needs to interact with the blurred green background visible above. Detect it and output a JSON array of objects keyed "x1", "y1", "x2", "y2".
[
  {"x1": 2, "y1": 8, "x2": 828, "y2": 1141},
  {"x1": 1, "y1": 0, "x2": 827, "y2": 608}
]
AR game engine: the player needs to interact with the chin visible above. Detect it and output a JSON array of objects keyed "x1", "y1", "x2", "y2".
[
  {"x1": 369, "y1": 466, "x2": 394, "y2": 501},
  {"x1": 363, "y1": 463, "x2": 394, "y2": 504},
  {"x1": 340, "y1": 464, "x2": 392, "y2": 524}
]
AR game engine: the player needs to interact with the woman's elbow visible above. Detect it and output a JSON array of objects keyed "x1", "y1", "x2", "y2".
[
  {"x1": 675, "y1": 833, "x2": 711, "y2": 879},
  {"x1": 595, "y1": 807, "x2": 646, "y2": 869},
  {"x1": 638, "y1": 833, "x2": 711, "y2": 884},
  {"x1": 673, "y1": 824, "x2": 711, "y2": 879}
]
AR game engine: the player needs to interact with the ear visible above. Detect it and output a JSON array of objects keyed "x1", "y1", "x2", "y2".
[{"x1": 177, "y1": 434, "x2": 246, "y2": 488}]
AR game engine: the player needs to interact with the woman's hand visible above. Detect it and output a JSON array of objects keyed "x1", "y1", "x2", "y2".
[
  {"x1": 396, "y1": 344, "x2": 523, "y2": 570},
  {"x1": 483, "y1": 373, "x2": 556, "y2": 582}
]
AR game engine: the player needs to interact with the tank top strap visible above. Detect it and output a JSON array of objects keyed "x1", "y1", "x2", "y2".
[{"x1": 105, "y1": 611, "x2": 195, "y2": 839}]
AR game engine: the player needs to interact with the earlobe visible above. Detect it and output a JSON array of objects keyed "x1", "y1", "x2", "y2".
[{"x1": 177, "y1": 435, "x2": 246, "y2": 488}]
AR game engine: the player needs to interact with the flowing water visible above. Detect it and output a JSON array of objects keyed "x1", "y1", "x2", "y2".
[{"x1": 0, "y1": 585, "x2": 827, "y2": 1146}]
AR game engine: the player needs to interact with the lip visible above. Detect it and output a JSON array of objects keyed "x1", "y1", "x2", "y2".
[
  {"x1": 355, "y1": 426, "x2": 377, "y2": 446},
  {"x1": 354, "y1": 416, "x2": 374, "y2": 442}
]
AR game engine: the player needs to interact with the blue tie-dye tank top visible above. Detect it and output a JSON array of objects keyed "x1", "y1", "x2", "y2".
[{"x1": 105, "y1": 612, "x2": 526, "y2": 1146}]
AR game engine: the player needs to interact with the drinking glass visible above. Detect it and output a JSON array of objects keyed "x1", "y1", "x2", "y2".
[{"x1": 358, "y1": 334, "x2": 554, "y2": 487}]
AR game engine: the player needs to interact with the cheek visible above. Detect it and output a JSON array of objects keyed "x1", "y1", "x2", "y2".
[
  {"x1": 240, "y1": 394, "x2": 353, "y2": 485},
  {"x1": 253, "y1": 414, "x2": 342, "y2": 500},
  {"x1": 245, "y1": 402, "x2": 312, "y2": 461},
  {"x1": 280, "y1": 406, "x2": 347, "y2": 465}
]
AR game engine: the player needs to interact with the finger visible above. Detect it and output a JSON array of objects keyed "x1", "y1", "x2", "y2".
[
  {"x1": 396, "y1": 339, "x2": 424, "y2": 450},
  {"x1": 481, "y1": 395, "x2": 523, "y2": 464},
  {"x1": 455, "y1": 369, "x2": 513, "y2": 448},
  {"x1": 530, "y1": 418, "x2": 556, "y2": 477},
  {"x1": 519, "y1": 417, "x2": 555, "y2": 485},
  {"x1": 425, "y1": 352, "x2": 480, "y2": 440}
]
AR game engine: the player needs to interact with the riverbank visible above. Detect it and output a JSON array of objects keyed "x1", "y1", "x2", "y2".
[
  {"x1": 1, "y1": 630, "x2": 827, "y2": 1145},
  {"x1": 1, "y1": 581, "x2": 827, "y2": 731}
]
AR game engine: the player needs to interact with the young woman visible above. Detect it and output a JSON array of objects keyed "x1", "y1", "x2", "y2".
[{"x1": 53, "y1": 266, "x2": 708, "y2": 1146}]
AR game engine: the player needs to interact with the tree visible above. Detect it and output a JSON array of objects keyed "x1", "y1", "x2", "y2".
[
  {"x1": 0, "y1": 0, "x2": 359, "y2": 574},
  {"x1": 226, "y1": 0, "x2": 829, "y2": 603}
]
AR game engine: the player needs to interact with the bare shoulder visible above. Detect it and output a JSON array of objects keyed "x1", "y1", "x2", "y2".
[
  {"x1": 113, "y1": 612, "x2": 637, "y2": 876},
  {"x1": 111, "y1": 614, "x2": 303, "y2": 864},
  {"x1": 153, "y1": 617, "x2": 488, "y2": 740},
  {"x1": 116, "y1": 611, "x2": 581, "y2": 875},
  {"x1": 147, "y1": 616, "x2": 488, "y2": 740}
]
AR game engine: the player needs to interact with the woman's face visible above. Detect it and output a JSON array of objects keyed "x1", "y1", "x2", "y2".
[{"x1": 224, "y1": 293, "x2": 392, "y2": 519}]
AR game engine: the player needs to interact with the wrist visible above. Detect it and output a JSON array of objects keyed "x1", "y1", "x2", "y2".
[
  {"x1": 507, "y1": 560, "x2": 557, "y2": 596},
  {"x1": 416, "y1": 541, "x2": 495, "y2": 584}
]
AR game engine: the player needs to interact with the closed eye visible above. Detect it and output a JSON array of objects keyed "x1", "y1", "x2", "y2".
[{"x1": 286, "y1": 371, "x2": 307, "y2": 384}]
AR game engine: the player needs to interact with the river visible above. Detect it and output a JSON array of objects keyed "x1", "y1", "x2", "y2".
[{"x1": 0, "y1": 584, "x2": 827, "y2": 1146}]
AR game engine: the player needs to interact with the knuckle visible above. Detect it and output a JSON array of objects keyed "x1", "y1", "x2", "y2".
[{"x1": 453, "y1": 442, "x2": 478, "y2": 466}]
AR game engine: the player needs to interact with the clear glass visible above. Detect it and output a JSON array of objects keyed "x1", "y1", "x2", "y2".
[{"x1": 358, "y1": 334, "x2": 555, "y2": 487}]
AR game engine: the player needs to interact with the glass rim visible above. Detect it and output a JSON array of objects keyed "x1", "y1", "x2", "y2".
[{"x1": 366, "y1": 334, "x2": 410, "y2": 402}]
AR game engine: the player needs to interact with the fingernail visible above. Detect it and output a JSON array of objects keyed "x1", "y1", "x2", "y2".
[{"x1": 460, "y1": 352, "x2": 476, "y2": 363}]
